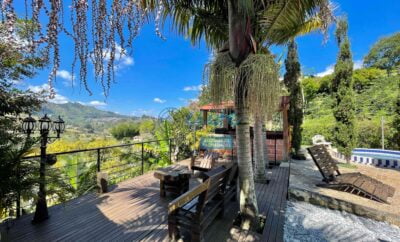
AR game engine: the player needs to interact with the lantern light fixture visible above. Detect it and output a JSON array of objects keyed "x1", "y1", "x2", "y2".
[
  {"x1": 22, "y1": 114, "x2": 37, "y2": 137},
  {"x1": 38, "y1": 114, "x2": 52, "y2": 133}
]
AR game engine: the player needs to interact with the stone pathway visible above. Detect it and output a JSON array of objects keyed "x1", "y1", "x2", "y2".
[{"x1": 284, "y1": 201, "x2": 400, "y2": 242}]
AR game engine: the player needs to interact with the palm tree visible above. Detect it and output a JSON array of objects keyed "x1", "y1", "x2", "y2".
[
  {"x1": 254, "y1": 114, "x2": 268, "y2": 183},
  {"x1": 142, "y1": 0, "x2": 334, "y2": 229}
]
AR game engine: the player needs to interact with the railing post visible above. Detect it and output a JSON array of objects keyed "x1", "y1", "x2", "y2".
[
  {"x1": 141, "y1": 143, "x2": 144, "y2": 175},
  {"x1": 97, "y1": 149, "x2": 101, "y2": 172},
  {"x1": 16, "y1": 160, "x2": 21, "y2": 218}
]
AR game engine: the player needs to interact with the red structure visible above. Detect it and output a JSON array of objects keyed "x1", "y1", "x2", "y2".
[{"x1": 199, "y1": 96, "x2": 291, "y2": 162}]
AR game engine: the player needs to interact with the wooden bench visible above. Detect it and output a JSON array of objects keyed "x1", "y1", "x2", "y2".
[
  {"x1": 308, "y1": 145, "x2": 395, "y2": 203},
  {"x1": 168, "y1": 165, "x2": 233, "y2": 241}
]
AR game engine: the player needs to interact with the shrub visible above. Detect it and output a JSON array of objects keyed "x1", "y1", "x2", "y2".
[{"x1": 110, "y1": 122, "x2": 140, "y2": 140}]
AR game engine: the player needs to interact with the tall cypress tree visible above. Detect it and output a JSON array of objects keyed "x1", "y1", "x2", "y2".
[
  {"x1": 332, "y1": 19, "x2": 356, "y2": 162},
  {"x1": 392, "y1": 79, "x2": 400, "y2": 149},
  {"x1": 284, "y1": 40, "x2": 304, "y2": 158}
]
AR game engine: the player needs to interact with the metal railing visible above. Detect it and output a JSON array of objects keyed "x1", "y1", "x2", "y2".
[{"x1": 15, "y1": 139, "x2": 174, "y2": 218}]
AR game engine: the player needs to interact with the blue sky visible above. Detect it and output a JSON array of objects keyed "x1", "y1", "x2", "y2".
[{"x1": 22, "y1": 0, "x2": 400, "y2": 117}]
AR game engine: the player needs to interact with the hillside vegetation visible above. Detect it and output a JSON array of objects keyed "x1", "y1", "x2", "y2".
[{"x1": 302, "y1": 68, "x2": 399, "y2": 150}]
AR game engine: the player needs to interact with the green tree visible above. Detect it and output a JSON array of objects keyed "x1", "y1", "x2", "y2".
[
  {"x1": 391, "y1": 79, "x2": 400, "y2": 149},
  {"x1": 0, "y1": 20, "x2": 46, "y2": 218},
  {"x1": 353, "y1": 67, "x2": 386, "y2": 92},
  {"x1": 364, "y1": 32, "x2": 400, "y2": 75},
  {"x1": 332, "y1": 19, "x2": 356, "y2": 163},
  {"x1": 284, "y1": 40, "x2": 304, "y2": 157},
  {"x1": 0, "y1": 20, "x2": 46, "y2": 82},
  {"x1": 110, "y1": 122, "x2": 140, "y2": 140},
  {"x1": 139, "y1": 119, "x2": 155, "y2": 136}
]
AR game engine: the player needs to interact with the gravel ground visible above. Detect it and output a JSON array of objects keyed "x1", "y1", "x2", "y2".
[{"x1": 284, "y1": 201, "x2": 400, "y2": 242}]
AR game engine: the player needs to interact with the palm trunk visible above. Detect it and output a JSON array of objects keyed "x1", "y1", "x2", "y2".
[
  {"x1": 254, "y1": 115, "x2": 268, "y2": 183},
  {"x1": 235, "y1": 70, "x2": 259, "y2": 230},
  {"x1": 228, "y1": 0, "x2": 259, "y2": 229}
]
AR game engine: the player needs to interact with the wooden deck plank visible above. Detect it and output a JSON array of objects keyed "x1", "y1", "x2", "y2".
[{"x1": 262, "y1": 167, "x2": 286, "y2": 241}]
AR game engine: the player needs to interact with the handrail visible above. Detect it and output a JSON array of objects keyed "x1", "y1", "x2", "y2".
[{"x1": 22, "y1": 139, "x2": 169, "y2": 159}]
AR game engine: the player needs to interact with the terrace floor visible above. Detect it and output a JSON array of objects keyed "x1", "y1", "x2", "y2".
[{"x1": 3, "y1": 162, "x2": 289, "y2": 242}]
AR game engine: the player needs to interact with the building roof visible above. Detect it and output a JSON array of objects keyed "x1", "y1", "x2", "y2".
[{"x1": 199, "y1": 96, "x2": 289, "y2": 112}]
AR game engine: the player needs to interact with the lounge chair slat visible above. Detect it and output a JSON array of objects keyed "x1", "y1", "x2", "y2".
[{"x1": 307, "y1": 145, "x2": 395, "y2": 204}]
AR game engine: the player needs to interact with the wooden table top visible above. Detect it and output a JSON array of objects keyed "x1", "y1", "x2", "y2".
[{"x1": 153, "y1": 164, "x2": 192, "y2": 181}]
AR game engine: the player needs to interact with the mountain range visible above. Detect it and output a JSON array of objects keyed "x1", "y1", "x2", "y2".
[{"x1": 38, "y1": 102, "x2": 137, "y2": 131}]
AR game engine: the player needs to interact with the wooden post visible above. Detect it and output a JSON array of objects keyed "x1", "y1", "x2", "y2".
[
  {"x1": 282, "y1": 100, "x2": 289, "y2": 161},
  {"x1": 169, "y1": 139, "x2": 172, "y2": 163},
  {"x1": 202, "y1": 110, "x2": 208, "y2": 128},
  {"x1": 141, "y1": 143, "x2": 144, "y2": 175},
  {"x1": 97, "y1": 149, "x2": 101, "y2": 172}
]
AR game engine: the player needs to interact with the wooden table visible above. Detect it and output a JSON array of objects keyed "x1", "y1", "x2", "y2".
[{"x1": 153, "y1": 165, "x2": 192, "y2": 197}]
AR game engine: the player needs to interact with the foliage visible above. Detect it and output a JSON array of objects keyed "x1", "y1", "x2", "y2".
[
  {"x1": 204, "y1": 52, "x2": 281, "y2": 116},
  {"x1": 364, "y1": 32, "x2": 400, "y2": 75},
  {"x1": 283, "y1": 40, "x2": 303, "y2": 155},
  {"x1": 353, "y1": 67, "x2": 386, "y2": 92},
  {"x1": 302, "y1": 71, "x2": 399, "y2": 150},
  {"x1": 301, "y1": 74, "x2": 332, "y2": 103},
  {"x1": 331, "y1": 19, "x2": 356, "y2": 161},
  {"x1": 154, "y1": 107, "x2": 210, "y2": 162},
  {"x1": 0, "y1": 21, "x2": 46, "y2": 217},
  {"x1": 0, "y1": 20, "x2": 46, "y2": 82},
  {"x1": 139, "y1": 119, "x2": 156, "y2": 136},
  {"x1": 390, "y1": 78, "x2": 400, "y2": 149},
  {"x1": 110, "y1": 122, "x2": 140, "y2": 140},
  {"x1": 1, "y1": 1, "x2": 146, "y2": 95}
]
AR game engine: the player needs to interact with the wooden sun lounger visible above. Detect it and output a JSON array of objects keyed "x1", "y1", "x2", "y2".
[
  {"x1": 190, "y1": 151, "x2": 219, "y2": 172},
  {"x1": 307, "y1": 145, "x2": 395, "y2": 204}
]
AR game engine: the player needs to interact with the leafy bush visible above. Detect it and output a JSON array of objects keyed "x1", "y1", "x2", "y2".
[
  {"x1": 110, "y1": 122, "x2": 140, "y2": 140},
  {"x1": 302, "y1": 115, "x2": 335, "y2": 145}
]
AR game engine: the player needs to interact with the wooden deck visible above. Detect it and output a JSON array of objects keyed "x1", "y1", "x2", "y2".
[{"x1": 3, "y1": 166, "x2": 289, "y2": 242}]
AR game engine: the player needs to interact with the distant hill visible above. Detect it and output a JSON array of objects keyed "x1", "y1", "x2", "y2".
[{"x1": 38, "y1": 102, "x2": 137, "y2": 132}]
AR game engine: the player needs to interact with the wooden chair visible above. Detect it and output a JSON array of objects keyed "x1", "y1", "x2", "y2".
[
  {"x1": 190, "y1": 151, "x2": 219, "y2": 172},
  {"x1": 168, "y1": 166, "x2": 230, "y2": 242},
  {"x1": 222, "y1": 162, "x2": 238, "y2": 204},
  {"x1": 308, "y1": 145, "x2": 395, "y2": 203}
]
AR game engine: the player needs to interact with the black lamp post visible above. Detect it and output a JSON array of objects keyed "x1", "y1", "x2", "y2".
[{"x1": 22, "y1": 114, "x2": 65, "y2": 224}]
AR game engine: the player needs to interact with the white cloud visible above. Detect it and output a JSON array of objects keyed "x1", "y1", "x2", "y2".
[
  {"x1": 179, "y1": 97, "x2": 199, "y2": 104},
  {"x1": 316, "y1": 60, "x2": 364, "y2": 77},
  {"x1": 131, "y1": 109, "x2": 154, "y2": 117},
  {"x1": 183, "y1": 85, "x2": 203, "y2": 91},
  {"x1": 56, "y1": 70, "x2": 75, "y2": 86},
  {"x1": 88, "y1": 100, "x2": 107, "y2": 107},
  {"x1": 28, "y1": 84, "x2": 69, "y2": 104},
  {"x1": 153, "y1": 97, "x2": 166, "y2": 103},
  {"x1": 102, "y1": 44, "x2": 135, "y2": 71},
  {"x1": 316, "y1": 64, "x2": 335, "y2": 77},
  {"x1": 354, "y1": 60, "x2": 363, "y2": 70},
  {"x1": 56, "y1": 70, "x2": 73, "y2": 81}
]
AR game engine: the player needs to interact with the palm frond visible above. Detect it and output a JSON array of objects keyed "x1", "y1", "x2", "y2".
[
  {"x1": 204, "y1": 52, "x2": 281, "y2": 116},
  {"x1": 257, "y1": 0, "x2": 335, "y2": 44}
]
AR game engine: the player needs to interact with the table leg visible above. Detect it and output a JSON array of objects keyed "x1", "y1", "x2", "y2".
[{"x1": 160, "y1": 180, "x2": 166, "y2": 197}]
